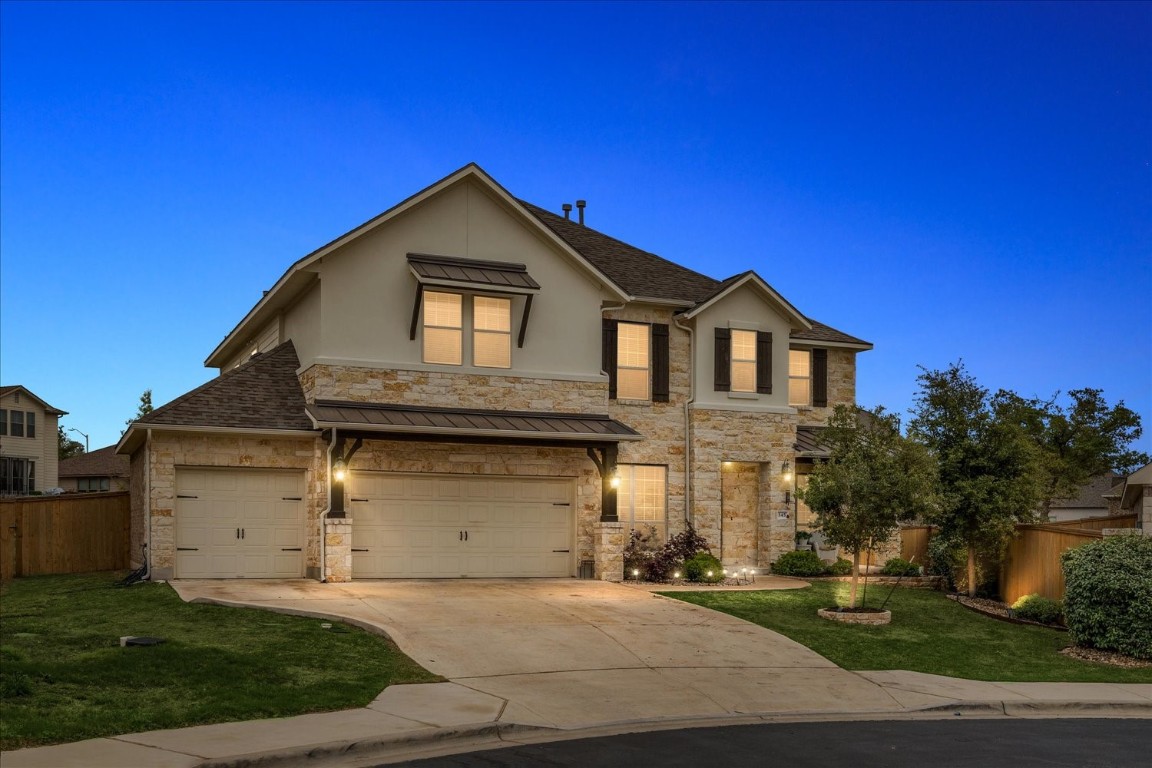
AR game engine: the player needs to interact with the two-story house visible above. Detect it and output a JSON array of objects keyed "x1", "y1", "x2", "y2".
[
  {"x1": 117, "y1": 165, "x2": 871, "y2": 581},
  {"x1": 1, "y1": 385, "x2": 67, "y2": 495}
]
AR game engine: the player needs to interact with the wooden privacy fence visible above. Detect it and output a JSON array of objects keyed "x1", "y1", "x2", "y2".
[
  {"x1": 0, "y1": 492, "x2": 130, "y2": 580},
  {"x1": 1000, "y1": 514, "x2": 1137, "y2": 604},
  {"x1": 900, "y1": 525, "x2": 934, "y2": 566}
]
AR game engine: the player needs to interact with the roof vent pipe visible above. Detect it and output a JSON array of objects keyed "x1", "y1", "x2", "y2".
[
  {"x1": 562, "y1": 203, "x2": 572, "y2": 220},
  {"x1": 576, "y1": 199, "x2": 586, "y2": 225}
]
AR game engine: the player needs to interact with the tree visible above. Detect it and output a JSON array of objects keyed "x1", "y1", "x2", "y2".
[
  {"x1": 993, "y1": 388, "x2": 1149, "y2": 514},
  {"x1": 58, "y1": 426, "x2": 85, "y2": 460},
  {"x1": 908, "y1": 362, "x2": 1044, "y2": 596},
  {"x1": 799, "y1": 404, "x2": 938, "y2": 608},
  {"x1": 125, "y1": 389, "x2": 154, "y2": 430}
]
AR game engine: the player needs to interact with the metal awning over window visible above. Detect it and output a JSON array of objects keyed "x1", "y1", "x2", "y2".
[
  {"x1": 307, "y1": 400, "x2": 642, "y2": 447},
  {"x1": 794, "y1": 426, "x2": 830, "y2": 458},
  {"x1": 408, "y1": 253, "x2": 540, "y2": 293}
]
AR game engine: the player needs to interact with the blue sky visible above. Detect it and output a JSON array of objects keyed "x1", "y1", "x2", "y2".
[{"x1": 2, "y1": 1, "x2": 1149, "y2": 456}]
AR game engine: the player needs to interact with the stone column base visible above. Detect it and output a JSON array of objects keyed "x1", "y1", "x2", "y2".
[
  {"x1": 324, "y1": 516, "x2": 353, "y2": 583},
  {"x1": 593, "y1": 520, "x2": 625, "y2": 582}
]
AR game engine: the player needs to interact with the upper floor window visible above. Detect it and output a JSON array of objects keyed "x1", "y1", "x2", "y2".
[
  {"x1": 26, "y1": 412, "x2": 35, "y2": 439},
  {"x1": 9, "y1": 411, "x2": 24, "y2": 438},
  {"x1": 422, "y1": 291, "x2": 512, "y2": 369},
  {"x1": 731, "y1": 330, "x2": 758, "y2": 393},
  {"x1": 616, "y1": 322, "x2": 650, "y2": 400},
  {"x1": 789, "y1": 349, "x2": 811, "y2": 406},
  {"x1": 0, "y1": 409, "x2": 6, "y2": 436},
  {"x1": 473, "y1": 296, "x2": 511, "y2": 368},
  {"x1": 423, "y1": 291, "x2": 464, "y2": 365}
]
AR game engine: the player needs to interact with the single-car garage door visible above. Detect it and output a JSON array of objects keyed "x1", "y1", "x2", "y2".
[
  {"x1": 174, "y1": 468, "x2": 305, "y2": 578},
  {"x1": 351, "y1": 472, "x2": 574, "y2": 578}
]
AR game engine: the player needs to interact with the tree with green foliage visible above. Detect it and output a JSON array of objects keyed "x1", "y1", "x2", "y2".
[
  {"x1": 57, "y1": 426, "x2": 85, "y2": 460},
  {"x1": 993, "y1": 388, "x2": 1148, "y2": 515},
  {"x1": 799, "y1": 404, "x2": 938, "y2": 608},
  {"x1": 124, "y1": 389, "x2": 154, "y2": 431},
  {"x1": 908, "y1": 362, "x2": 1044, "y2": 597}
]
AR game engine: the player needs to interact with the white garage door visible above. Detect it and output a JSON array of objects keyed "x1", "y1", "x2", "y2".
[
  {"x1": 174, "y1": 468, "x2": 305, "y2": 578},
  {"x1": 350, "y1": 472, "x2": 574, "y2": 578}
]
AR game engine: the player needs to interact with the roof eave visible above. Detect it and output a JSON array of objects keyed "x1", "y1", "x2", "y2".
[{"x1": 679, "y1": 272, "x2": 813, "y2": 330}]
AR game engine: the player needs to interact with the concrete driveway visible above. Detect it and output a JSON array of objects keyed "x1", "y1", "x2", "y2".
[{"x1": 173, "y1": 579, "x2": 910, "y2": 729}]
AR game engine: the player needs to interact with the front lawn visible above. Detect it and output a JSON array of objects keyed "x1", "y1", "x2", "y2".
[
  {"x1": 0, "y1": 572, "x2": 440, "y2": 750},
  {"x1": 663, "y1": 582, "x2": 1152, "y2": 684}
]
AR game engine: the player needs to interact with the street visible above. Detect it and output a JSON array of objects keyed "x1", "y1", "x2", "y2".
[{"x1": 388, "y1": 718, "x2": 1148, "y2": 767}]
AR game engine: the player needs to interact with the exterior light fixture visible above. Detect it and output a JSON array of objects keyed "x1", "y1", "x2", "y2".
[
  {"x1": 632, "y1": 568, "x2": 640, "y2": 577},
  {"x1": 673, "y1": 571, "x2": 681, "y2": 579},
  {"x1": 610, "y1": 472, "x2": 621, "y2": 489},
  {"x1": 706, "y1": 570, "x2": 713, "y2": 578},
  {"x1": 782, "y1": 460, "x2": 793, "y2": 483},
  {"x1": 333, "y1": 458, "x2": 347, "y2": 483}
]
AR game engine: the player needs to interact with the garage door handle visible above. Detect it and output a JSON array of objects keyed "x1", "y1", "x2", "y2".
[
  {"x1": 177, "y1": 547, "x2": 199, "y2": 551},
  {"x1": 552, "y1": 549, "x2": 570, "y2": 553},
  {"x1": 282, "y1": 497, "x2": 302, "y2": 501},
  {"x1": 351, "y1": 498, "x2": 368, "y2": 502},
  {"x1": 177, "y1": 495, "x2": 198, "y2": 499},
  {"x1": 552, "y1": 502, "x2": 570, "y2": 506},
  {"x1": 281, "y1": 547, "x2": 302, "y2": 551},
  {"x1": 352, "y1": 548, "x2": 369, "y2": 552}
]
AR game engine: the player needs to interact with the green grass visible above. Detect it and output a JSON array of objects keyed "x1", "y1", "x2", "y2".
[
  {"x1": 662, "y1": 582, "x2": 1152, "y2": 684},
  {"x1": 0, "y1": 572, "x2": 440, "y2": 750}
]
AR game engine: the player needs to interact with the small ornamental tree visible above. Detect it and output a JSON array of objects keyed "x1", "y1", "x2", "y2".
[
  {"x1": 799, "y1": 404, "x2": 937, "y2": 608},
  {"x1": 909, "y1": 363, "x2": 1044, "y2": 596}
]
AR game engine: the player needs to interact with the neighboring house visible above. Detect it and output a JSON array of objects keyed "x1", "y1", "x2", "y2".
[
  {"x1": 1045, "y1": 472, "x2": 1123, "y2": 523},
  {"x1": 1110, "y1": 462, "x2": 1152, "y2": 533},
  {"x1": 0, "y1": 385, "x2": 66, "y2": 495},
  {"x1": 117, "y1": 164, "x2": 872, "y2": 581},
  {"x1": 58, "y1": 445, "x2": 130, "y2": 493}
]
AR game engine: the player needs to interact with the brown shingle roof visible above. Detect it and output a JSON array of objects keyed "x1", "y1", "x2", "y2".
[
  {"x1": 137, "y1": 342, "x2": 313, "y2": 431},
  {"x1": 59, "y1": 446, "x2": 130, "y2": 478},
  {"x1": 519, "y1": 201, "x2": 869, "y2": 347},
  {"x1": 1049, "y1": 473, "x2": 1117, "y2": 510}
]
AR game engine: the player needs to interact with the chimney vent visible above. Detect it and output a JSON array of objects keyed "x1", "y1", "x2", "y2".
[
  {"x1": 576, "y1": 199, "x2": 586, "y2": 225},
  {"x1": 562, "y1": 203, "x2": 572, "y2": 220}
]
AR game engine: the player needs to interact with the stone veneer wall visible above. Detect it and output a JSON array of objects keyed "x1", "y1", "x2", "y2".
[
  {"x1": 299, "y1": 365, "x2": 608, "y2": 413},
  {"x1": 690, "y1": 408, "x2": 796, "y2": 567},
  {"x1": 145, "y1": 433, "x2": 324, "y2": 579},
  {"x1": 350, "y1": 440, "x2": 601, "y2": 565},
  {"x1": 604, "y1": 305, "x2": 691, "y2": 540},
  {"x1": 721, "y1": 462, "x2": 759, "y2": 565},
  {"x1": 795, "y1": 347, "x2": 857, "y2": 427}
]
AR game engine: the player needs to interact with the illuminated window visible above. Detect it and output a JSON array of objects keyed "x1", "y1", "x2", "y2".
[
  {"x1": 789, "y1": 349, "x2": 811, "y2": 406},
  {"x1": 618, "y1": 464, "x2": 667, "y2": 537},
  {"x1": 473, "y1": 296, "x2": 511, "y2": 368},
  {"x1": 617, "y1": 322, "x2": 650, "y2": 400},
  {"x1": 731, "y1": 330, "x2": 757, "y2": 393},
  {"x1": 423, "y1": 291, "x2": 463, "y2": 365}
]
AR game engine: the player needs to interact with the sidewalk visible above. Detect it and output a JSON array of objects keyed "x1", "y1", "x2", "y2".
[{"x1": 6, "y1": 673, "x2": 1149, "y2": 767}]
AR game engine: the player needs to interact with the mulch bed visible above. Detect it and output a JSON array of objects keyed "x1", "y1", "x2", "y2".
[{"x1": 947, "y1": 594, "x2": 1151, "y2": 669}]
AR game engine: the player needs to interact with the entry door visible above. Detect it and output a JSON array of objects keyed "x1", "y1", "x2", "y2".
[{"x1": 351, "y1": 472, "x2": 574, "y2": 578}]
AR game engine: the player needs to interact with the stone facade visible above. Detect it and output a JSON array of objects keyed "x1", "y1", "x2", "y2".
[
  {"x1": 324, "y1": 517, "x2": 353, "y2": 582},
  {"x1": 129, "y1": 446, "x2": 147, "y2": 570},
  {"x1": 721, "y1": 462, "x2": 759, "y2": 565},
  {"x1": 796, "y1": 347, "x2": 856, "y2": 427},
  {"x1": 593, "y1": 521, "x2": 625, "y2": 581}
]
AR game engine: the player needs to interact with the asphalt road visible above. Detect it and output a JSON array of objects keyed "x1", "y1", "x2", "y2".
[{"x1": 388, "y1": 718, "x2": 1148, "y2": 768}]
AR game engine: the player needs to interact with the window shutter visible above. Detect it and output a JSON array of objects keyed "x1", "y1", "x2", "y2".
[
  {"x1": 652, "y1": 323, "x2": 670, "y2": 402},
  {"x1": 756, "y1": 331, "x2": 773, "y2": 394},
  {"x1": 603, "y1": 319, "x2": 618, "y2": 400},
  {"x1": 812, "y1": 348, "x2": 828, "y2": 407},
  {"x1": 714, "y1": 327, "x2": 731, "y2": 391}
]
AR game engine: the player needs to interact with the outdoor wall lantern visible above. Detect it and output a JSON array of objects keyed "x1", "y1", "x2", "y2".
[
  {"x1": 333, "y1": 458, "x2": 348, "y2": 483},
  {"x1": 610, "y1": 471, "x2": 621, "y2": 489},
  {"x1": 781, "y1": 459, "x2": 793, "y2": 484}
]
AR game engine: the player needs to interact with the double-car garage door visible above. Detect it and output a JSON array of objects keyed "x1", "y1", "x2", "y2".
[
  {"x1": 173, "y1": 468, "x2": 575, "y2": 579},
  {"x1": 350, "y1": 472, "x2": 574, "y2": 578}
]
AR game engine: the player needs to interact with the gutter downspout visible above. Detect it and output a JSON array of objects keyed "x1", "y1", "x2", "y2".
[
  {"x1": 319, "y1": 428, "x2": 337, "y2": 583},
  {"x1": 672, "y1": 315, "x2": 695, "y2": 524}
]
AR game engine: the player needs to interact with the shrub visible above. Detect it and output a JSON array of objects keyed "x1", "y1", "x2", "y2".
[
  {"x1": 623, "y1": 527, "x2": 660, "y2": 580},
  {"x1": 772, "y1": 550, "x2": 827, "y2": 577},
  {"x1": 880, "y1": 558, "x2": 921, "y2": 577},
  {"x1": 624, "y1": 522, "x2": 713, "y2": 581},
  {"x1": 828, "y1": 558, "x2": 853, "y2": 576},
  {"x1": 1011, "y1": 594, "x2": 1064, "y2": 625},
  {"x1": 1062, "y1": 534, "x2": 1152, "y2": 660},
  {"x1": 683, "y1": 552, "x2": 724, "y2": 583}
]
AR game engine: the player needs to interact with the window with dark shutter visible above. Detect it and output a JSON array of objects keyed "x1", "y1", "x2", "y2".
[
  {"x1": 652, "y1": 324, "x2": 669, "y2": 402},
  {"x1": 756, "y1": 331, "x2": 773, "y2": 394},
  {"x1": 714, "y1": 327, "x2": 731, "y2": 391},
  {"x1": 602, "y1": 319, "x2": 618, "y2": 399},
  {"x1": 812, "y1": 348, "x2": 828, "y2": 407}
]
